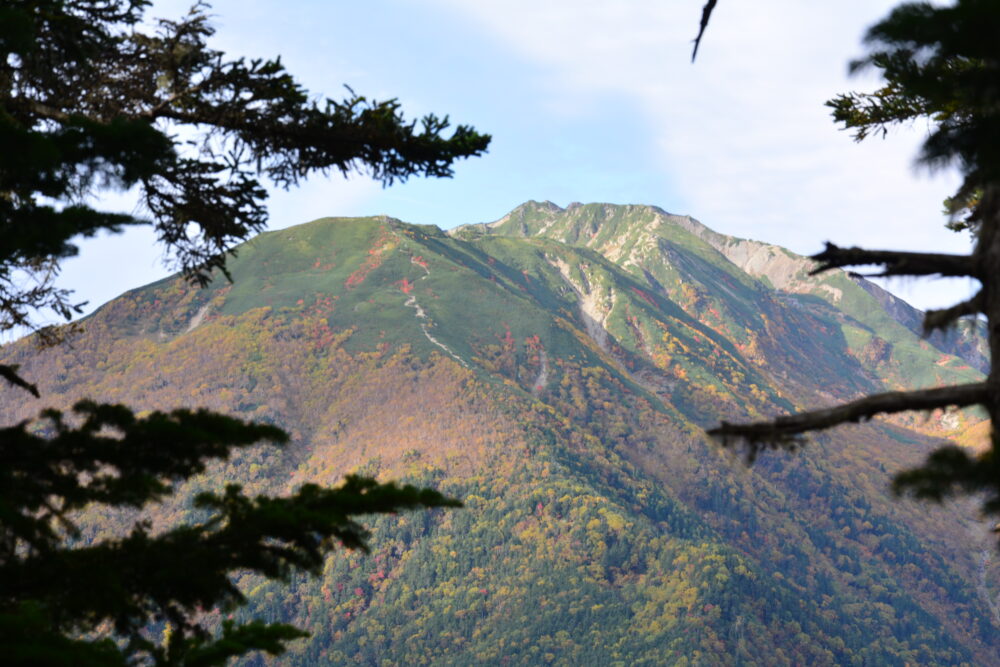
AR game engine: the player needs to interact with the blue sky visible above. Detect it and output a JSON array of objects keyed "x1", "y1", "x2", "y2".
[{"x1": 56, "y1": 0, "x2": 979, "y2": 320}]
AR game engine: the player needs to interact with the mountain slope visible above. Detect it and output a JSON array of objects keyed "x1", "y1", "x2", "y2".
[
  {"x1": 468, "y1": 201, "x2": 986, "y2": 432},
  {"x1": 1, "y1": 205, "x2": 997, "y2": 665}
]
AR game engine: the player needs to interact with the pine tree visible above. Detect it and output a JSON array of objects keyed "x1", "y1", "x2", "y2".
[
  {"x1": 0, "y1": 1, "x2": 485, "y2": 663},
  {"x1": 702, "y1": 1, "x2": 1000, "y2": 543}
]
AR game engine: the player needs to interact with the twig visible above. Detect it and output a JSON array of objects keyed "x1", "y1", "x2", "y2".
[
  {"x1": 924, "y1": 291, "x2": 983, "y2": 333},
  {"x1": 0, "y1": 363, "x2": 39, "y2": 398},
  {"x1": 709, "y1": 382, "x2": 987, "y2": 443},
  {"x1": 810, "y1": 242, "x2": 977, "y2": 278},
  {"x1": 691, "y1": 0, "x2": 718, "y2": 63}
]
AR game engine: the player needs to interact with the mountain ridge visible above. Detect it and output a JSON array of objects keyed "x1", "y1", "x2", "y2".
[
  {"x1": 466, "y1": 200, "x2": 988, "y2": 374},
  {"x1": 2, "y1": 202, "x2": 997, "y2": 665}
]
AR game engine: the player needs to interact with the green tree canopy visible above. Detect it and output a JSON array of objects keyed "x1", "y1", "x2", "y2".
[
  {"x1": 0, "y1": 0, "x2": 489, "y2": 340},
  {"x1": 0, "y1": 1, "x2": 483, "y2": 663},
  {"x1": 1, "y1": 402, "x2": 460, "y2": 665}
]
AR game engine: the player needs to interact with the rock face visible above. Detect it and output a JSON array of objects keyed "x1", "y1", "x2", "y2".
[
  {"x1": 3, "y1": 203, "x2": 997, "y2": 665},
  {"x1": 486, "y1": 200, "x2": 989, "y2": 370}
]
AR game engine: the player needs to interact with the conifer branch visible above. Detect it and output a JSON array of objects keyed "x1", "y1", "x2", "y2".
[
  {"x1": 709, "y1": 382, "x2": 987, "y2": 448},
  {"x1": 22, "y1": 100, "x2": 71, "y2": 122},
  {"x1": 0, "y1": 364, "x2": 39, "y2": 398},
  {"x1": 810, "y1": 242, "x2": 977, "y2": 278},
  {"x1": 923, "y1": 291, "x2": 983, "y2": 333},
  {"x1": 691, "y1": 0, "x2": 718, "y2": 62}
]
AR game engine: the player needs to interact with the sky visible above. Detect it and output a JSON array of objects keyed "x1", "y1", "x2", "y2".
[{"x1": 56, "y1": 0, "x2": 979, "y2": 322}]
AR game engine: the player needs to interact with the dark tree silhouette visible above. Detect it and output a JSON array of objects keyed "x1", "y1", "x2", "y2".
[
  {"x1": 691, "y1": 0, "x2": 718, "y2": 62},
  {"x1": 0, "y1": 1, "x2": 483, "y2": 663},
  {"x1": 703, "y1": 1, "x2": 1000, "y2": 542}
]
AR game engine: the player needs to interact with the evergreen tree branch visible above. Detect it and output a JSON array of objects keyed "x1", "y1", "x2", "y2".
[
  {"x1": 173, "y1": 620, "x2": 309, "y2": 667},
  {"x1": 810, "y1": 242, "x2": 977, "y2": 278},
  {"x1": 709, "y1": 382, "x2": 987, "y2": 456},
  {"x1": 0, "y1": 3, "x2": 473, "y2": 663},
  {"x1": 0, "y1": 601, "x2": 125, "y2": 667},
  {"x1": 4, "y1": 478, "x2": 459, "y2": 638},
  {"x1": 1, "y1": 1, "x2": 490, "y2": 331},
  {"x1": 0, "y1": 401, "x2": 289, "y2": 556},
  {"x1": 923, "y1": 290, "x2": 984, "y2": 333},
  {"x1": 0, "y1": 364, "x2": 38, "y2": 398},
  {"x1": 893, "y1": 445, "x2": 999, "y2": 517},
  {"x1": 691, "y1": 0, "x2": 718, "y2": 62},
  {"x1": 1, "y1": 402, "x2": 460, "y2": 650}
]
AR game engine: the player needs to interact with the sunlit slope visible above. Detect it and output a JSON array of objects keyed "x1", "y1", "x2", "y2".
[
  {"x1": 471, "y1": 201, "x2": 985, "y2": 430},
  {"x1": 1, "y1": 208, "x2": 997, "y2": 665},
  {"x1": 114, "y1": 215, "x2": 797, "y2": 427}
]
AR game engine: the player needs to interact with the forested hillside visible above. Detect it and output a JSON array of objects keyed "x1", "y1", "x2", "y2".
[{"x1": 2, "y1": 203, "x2": 997, "y2": 665}]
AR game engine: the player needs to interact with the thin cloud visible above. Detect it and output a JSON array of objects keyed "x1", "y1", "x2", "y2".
[{"x1": 430, "y1": 0, "x2": 975, "y2": 309}]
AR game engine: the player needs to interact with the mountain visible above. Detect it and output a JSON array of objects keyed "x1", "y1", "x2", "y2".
[{"x1": 2, "y1": 202, "x2": 998, "y2": 665}]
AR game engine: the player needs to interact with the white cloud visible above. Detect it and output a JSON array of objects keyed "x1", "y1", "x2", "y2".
[
  {"x1": 45, "y1": 1, "x2": 975, "y2": 315},
  {"x1": 429, "y1": 0, "x2": 976, "y2": 309}
]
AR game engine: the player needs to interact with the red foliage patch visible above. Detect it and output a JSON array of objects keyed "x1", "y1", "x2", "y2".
[
  {"x1": 630, "y1": 286, "x2": 656, "y2": 306},
  {"x1": 346, "y1": 228, "x2": 394, "y2": 288},
  {"x1": 498, "y1": 323, "x2": 515, "y2": 348}
]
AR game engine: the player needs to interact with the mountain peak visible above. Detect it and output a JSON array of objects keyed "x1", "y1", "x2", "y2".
[
  {"x1": 454, "y1": 201, "x2": 988, "y2": 377},
  {"x1": 4, "y1": 200, "x2": 997, "y2": 663},
  {"x1": 476, "y1": 201, "x2": 712, "y2": 267}
]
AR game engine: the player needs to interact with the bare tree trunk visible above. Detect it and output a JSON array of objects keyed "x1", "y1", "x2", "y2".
[{"x1": 979, "y1": 187, "x2": 1000, "y2": 461}]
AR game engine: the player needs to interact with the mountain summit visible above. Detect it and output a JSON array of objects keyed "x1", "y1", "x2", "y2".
[{"x1": 2, "y1": 203, "x2": 997, "y2": 664}]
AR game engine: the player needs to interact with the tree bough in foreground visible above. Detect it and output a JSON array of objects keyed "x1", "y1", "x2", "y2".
[
  {"x1": 0, "y1": 402, "x2": 459, "y2": 665},
  {"x1": 708, "y1": 0, "x2": 1000, "y2": 541},
  {"x1": 1, "y1": 1, "x2": 482, "y2": 663},
  {"x1": 0, "y1": 0, "x2": 489, "y2": 354}
]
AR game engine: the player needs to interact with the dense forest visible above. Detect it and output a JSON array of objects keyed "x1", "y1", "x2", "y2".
[{"x1": 3, "y1": 204, "x2": 997, "y2": 665}]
